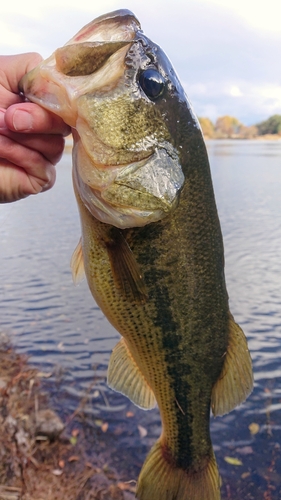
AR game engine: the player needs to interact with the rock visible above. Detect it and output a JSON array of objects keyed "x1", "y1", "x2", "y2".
[
  {"x1": 34, "y1": 409, "x2": 64, "y2": 440},
  {"x1": 15, "y1": 428, "x2": 30, "y2": 453},
  {"x1": 4, "y1": 415, "x2": 17, "y2": 434},
  {"x1": 0, "y1": 377, "x2": 7, "y2": 390}
]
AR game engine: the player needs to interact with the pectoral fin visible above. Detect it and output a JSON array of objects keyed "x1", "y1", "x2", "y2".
[
  {"x1": 105, "y1": 229, "x2": 147, "y2": 304},
  {"x1": 70, "y1": 237, "x2": 85, "y2": 284},
  {"x1": 108, "y1": 337, "x2": 156, "y2": 410},
  {"x1": 211, "y1": 312, "x2": 253, "y2": 416}
]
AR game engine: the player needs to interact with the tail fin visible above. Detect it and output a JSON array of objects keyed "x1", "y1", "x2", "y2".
[{"x1": 136, "y1": 440, "x2": 221, "y2": 500}]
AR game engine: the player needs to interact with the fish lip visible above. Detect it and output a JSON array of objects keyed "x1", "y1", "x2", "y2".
[
  {"x1": 68, "y1": 9, "x2": 141, "y2": 45},
  {"x1": 89, "y1": 9, "x2": 141, "y2": 28},
  {"x1": 19, "y1": 9, "x2": 142, "y2": 119}
]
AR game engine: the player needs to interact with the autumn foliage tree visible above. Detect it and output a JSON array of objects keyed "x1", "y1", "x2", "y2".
[
  {"x1": 198, "y1": 114, "x2": 279, "y2": 139},
  {"x1": 238, "y1": 125, "x2": 258, "y2": 139},
  {"x1": 215, "y1": 115, "x2": 242, "y2": 138},
  {"x1": 198, "y1": 117, "x2": 215, "y2": 138}
]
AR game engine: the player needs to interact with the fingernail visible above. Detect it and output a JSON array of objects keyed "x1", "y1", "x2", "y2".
[{"x1": 12, "y1": 110, "x2": 33, "y2": 131}]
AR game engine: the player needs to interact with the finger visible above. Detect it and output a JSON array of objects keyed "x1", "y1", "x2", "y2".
[
  {"x1": 0, "y1": 158, "x2": 56, "y2": 203},
  {"x1": 5, "y1": 103, "x2": 71, "y2": 136},
  {"x1": 1, "y1": 110, "x2": 67, "y2": 165},
  {"x1": 0, "y1": 88, "x2": 22, "y2": 109},
  {"x1": 0, "y1": 133, "x2": 57, "y2": 190},
  {"x1": 0, "y1": 160, "x2": 56, "y2": 203},
  {"x1": 0, "y1": 124, "x2": 66, "y2": 166},
  {"x1": 1, "y1": 53, "x2": 43, "y2": 94}
]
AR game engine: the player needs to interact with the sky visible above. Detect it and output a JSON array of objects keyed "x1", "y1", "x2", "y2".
[{"x1": 1, "y1": 0, "x2": 281, "y2": 125}]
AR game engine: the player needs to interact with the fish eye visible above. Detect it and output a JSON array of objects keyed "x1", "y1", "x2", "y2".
[{"x1": 139, "y1": 69, "x2": 165, "y2": 100}]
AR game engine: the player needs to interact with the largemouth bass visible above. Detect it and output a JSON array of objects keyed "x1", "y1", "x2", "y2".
[{"x1": 20, "y1": 10, "x2": 253, "y2": 500}]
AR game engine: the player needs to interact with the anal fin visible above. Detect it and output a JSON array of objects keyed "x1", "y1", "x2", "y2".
[
  {"x1": 211, "y1": 312, "x2": 253, "y2": 416},
  {"x1": 70, "y1": 237, "x2": 85, "y2": 284},
  {"x1": 107, "y1": 337, "x2": 156, "y2": 410}
]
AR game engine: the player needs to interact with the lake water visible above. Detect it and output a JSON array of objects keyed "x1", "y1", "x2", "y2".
[{"x1": 1, "y1": 139, "x2": 281, "y2": 498}]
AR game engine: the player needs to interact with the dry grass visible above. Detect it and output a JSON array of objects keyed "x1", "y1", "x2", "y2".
[{"x1": 0, "y1": 336, "x2": 135, "y2": 500}]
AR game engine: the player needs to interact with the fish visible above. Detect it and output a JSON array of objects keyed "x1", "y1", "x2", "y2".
[{"x1": 20, "y1": 9, "x2": 253, "y2": 500}]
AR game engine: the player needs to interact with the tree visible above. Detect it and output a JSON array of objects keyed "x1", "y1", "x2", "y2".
[
  {"x1": 238, "y1": 125, "x2": 258, "y2": 139},
  {"x1": 256, "y1": 115, "x2": 281, "y2": 135},
  {"x1": 215, "y1": 116, "x2": 242, "y2": 138},
  {"x1": 198, "y1": 117, "x2": 215, "y2": 138}
]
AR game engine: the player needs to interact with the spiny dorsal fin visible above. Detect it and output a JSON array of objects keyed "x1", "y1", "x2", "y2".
[
  {"x1": 105, "y1": 229, "x2": 147, "y2": 304},
  {"x1": 211, "y1": 312, "x2": 253, "y2": 416},
  {"x1": 107, "y1": 337, "x2": 156, "y2": 410},
  {"x1": 70, "y1": 237, "x2": 85, "y2": 284}
]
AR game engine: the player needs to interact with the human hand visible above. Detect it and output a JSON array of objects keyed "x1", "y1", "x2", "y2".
[{"x1": 0, "y1": 53, "x2": 71, "y2": 203}]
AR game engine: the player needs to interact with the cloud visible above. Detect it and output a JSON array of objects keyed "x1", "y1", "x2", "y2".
[
  {"x1": 0, "y1": 9, "x2": 93, "y2": 57},
  {"x1": 229, "y1": 86, "x2": 243, "y2": 97},
  {"x1": 0, "y1": 20, "x2": 27, "y2": 51},
  {"x1": 150, "y1": 1, "x2": 281, "y2": 124},
  {"x1": 1, "y1": 0, "x2": 280, "y2": 124},
  {"x1": 209, "y1": 0, "x2": 281, "y2": 34},
  {"x1": 186, "y1": 80, "x2": 281, "y2": 125}
]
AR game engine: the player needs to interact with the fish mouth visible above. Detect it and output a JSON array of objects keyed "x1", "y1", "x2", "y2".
[
  {"x1": 19, "y1": 10, "x2": 140, "y2": 127},
  {"x1": 19, "y1": 9, "x2": 185, "y2": 229}
]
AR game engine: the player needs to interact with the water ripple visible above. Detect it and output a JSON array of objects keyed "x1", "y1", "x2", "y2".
[{"x1": 1, "y1": 143, "x2": 281, "y2": 496}]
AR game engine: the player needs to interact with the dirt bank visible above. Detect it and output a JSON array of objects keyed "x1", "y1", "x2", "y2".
[{"x1": 0, "y1": 336, "x2": 135, "y2": 500}]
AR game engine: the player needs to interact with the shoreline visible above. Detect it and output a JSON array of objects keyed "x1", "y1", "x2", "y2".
[
  {"x1": 64, "y1": 134, "x2": 281, "y2": 153},
  {"x1": 204, "y1": 134, "x2": 281, "y2": 141},
  {"x1": 0, "y1": 337, "x2": 135, "y2": 500}
]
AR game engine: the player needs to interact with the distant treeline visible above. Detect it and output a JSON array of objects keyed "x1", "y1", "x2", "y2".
[{"x1": 198, "y1": 114, "x2": 281, "y2": 139}]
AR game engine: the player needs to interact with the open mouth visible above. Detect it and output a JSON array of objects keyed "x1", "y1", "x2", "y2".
[
  {"x1": 19, "y1": 9, "x2": 185, "y2": 230},
  {"x1": 18, "y1": 10, "x2": 141, "y2": 127}
]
